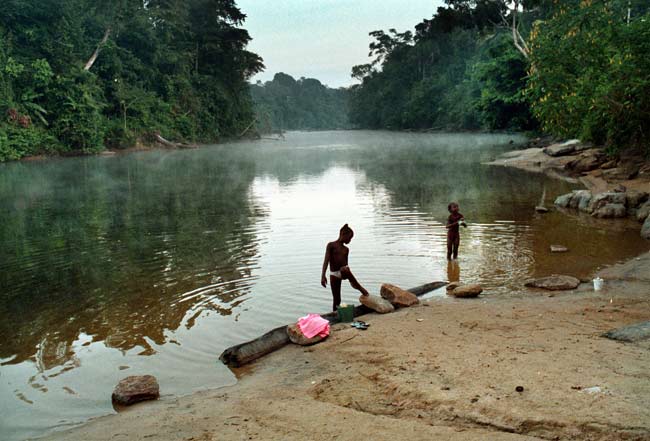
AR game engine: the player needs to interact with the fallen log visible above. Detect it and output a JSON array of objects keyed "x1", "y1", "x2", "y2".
[
  {"x1": 219, "y1": 281, "x2": 446, "y2": 367},
  {"x1": 154, "y1": 133, "x2": 198, "y2": 149}
]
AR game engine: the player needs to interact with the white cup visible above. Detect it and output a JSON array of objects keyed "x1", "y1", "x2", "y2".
[{"x1": 593, "y1": 277, "x2": 604, "y2": 291}]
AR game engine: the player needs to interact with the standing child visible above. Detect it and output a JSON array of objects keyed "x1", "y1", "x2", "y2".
[
  {"x1": 321, "y1": 224, "x2": 369, "y2": 311},
  {"x1": 446, "y1": 202, "x2": 466, "y2": 260}
]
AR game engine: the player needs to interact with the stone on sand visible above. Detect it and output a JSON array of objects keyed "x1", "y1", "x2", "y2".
[
  {"x1": 448, "y1": 284, "x2": 483, "y2": 298},
  {"x1": 380, "y1": 283, "x2": 419, "y2": 307},
  {"x1": 112, "y1": 375, "x2": 160, "y2": 406},
  {"x1": 286, "y1": 324, "x2": 324, "y2": 346},
  {"x1": 359, "y1": 294, "x2": 395, "y2": 314},
  {"x1": 602, "y1": 321, "x2": 650, "y2": 343},
  {"x1": 524, "y1": 275, "x2": 581, "y2": 291}
]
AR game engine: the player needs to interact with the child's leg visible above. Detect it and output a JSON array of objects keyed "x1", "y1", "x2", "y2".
[
  {"x1": 341, "y1": 267, "x2": 369, "y2": 296},
  {"x1": 447, "y1": 236, "x2": 454, "y2": 260},
  {"x1": 330, "y1": 275, "x2": 342, "y2": 311},
  {"x1": 452, "y1": 236, "x2": 460, "y2": 259}
]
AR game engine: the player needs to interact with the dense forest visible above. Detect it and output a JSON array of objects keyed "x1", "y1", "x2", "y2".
[
  {"x1": 0, "y1": 0, "x2": 263, "y2": 161},
  {"x1": 350, "y1": 0, "x2": 650, "y2": 152},
  {"x1": 250, "y1": 73, "x2": 350, "y2": 132}
]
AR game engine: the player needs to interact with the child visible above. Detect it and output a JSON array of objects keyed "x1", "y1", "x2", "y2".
[
  {"x1": 445, "y1": 202, "x2": 466, "y2": 260},
  {"x1": 321, "y1": 224, "x2": 369, "y2": 311}
]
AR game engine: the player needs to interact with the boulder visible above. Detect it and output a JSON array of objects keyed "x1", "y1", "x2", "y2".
[
  {"x1": 554, "y1": 192, "x2": 574, "y2": 208},
  {"x1": 535, "y1": 206, "x2": 549, "y2": 213},
  {"x1": 550, "y1": 245, "x2": 569, "y2": 253},
  {"x1": 286, "y1": 324, "x2": 324, "y2": 346},
  {"x1": 543, "y1": 139, "x2": 583, "y2": 157},
  {"x1": 380, "y1": 283, "x2": 420, "y2": 307},
  {"x1": 600, "y1": 159, "x2": 618, "y2": 169},
  {"x1": 603, "y1": 321, "x2": 650, "y2": 343},
  {"x1": 578, "y1": 192, "x2": 593, "y2": 212},
  {"x1": 359, "y1": 294, "x2": 395, "y2": 314},
  {"x1": 626, "y1": 190, "x2": 649, "y2": 209},
  {"x1": 449, "y1": 284, "x2": 483, "y2": 298},
  {"x1": 566, "y1": 150, "x2": 606, "y2": 173},
  {"x1": 602, "y1": 165, "x2": 640, "y2": 181},
  {"x1": 588, "y1": 192, "x2": 627, "y2": 212},
  {"x1": 637, "y1": 201, "x2": 650, "y2": 222},
  {"x1": 568, "y1": 190, "x2": 591, "y2": 209},
  {"x1": 524, "y1": 275, "x2": 581, "y2": 291},
  {"x1": 642, "y1": 216, "x2": 650, "y2": 240},
  {"x1": 112, "y1": 375, "x2": 160, "y2": 406},
  {"x1": 592, "y1": 203, "x2": 626, "y2": 219}
]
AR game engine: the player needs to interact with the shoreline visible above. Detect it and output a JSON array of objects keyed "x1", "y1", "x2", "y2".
[{"x1": 41, "y1": 252, "x2": 650, "y2": 441}]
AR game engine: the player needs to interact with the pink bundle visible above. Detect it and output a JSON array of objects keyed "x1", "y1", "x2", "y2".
[{"x1": 297, "y1": 313, "x2": 330, "y2": 339}]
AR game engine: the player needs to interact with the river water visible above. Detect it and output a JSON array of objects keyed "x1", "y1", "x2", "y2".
[{"x1": 1, "y1": 131, "x2": 647, "y2": 440}]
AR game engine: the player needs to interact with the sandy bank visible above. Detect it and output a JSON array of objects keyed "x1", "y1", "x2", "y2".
[{"x1": 42, "y1": 252, "x2": 650, "y2": 441}]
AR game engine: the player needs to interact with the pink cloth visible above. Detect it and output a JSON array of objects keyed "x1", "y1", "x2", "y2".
[{"x1": 297, "y1": 313, "x2": 330, "y2": 339}]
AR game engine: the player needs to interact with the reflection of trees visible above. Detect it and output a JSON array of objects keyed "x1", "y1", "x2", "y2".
[{"x1": 0, "y1": 148, "x2": 264, "y2": 368}]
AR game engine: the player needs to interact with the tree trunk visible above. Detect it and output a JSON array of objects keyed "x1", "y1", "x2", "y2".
[{"x1": 84, "y1": 27, "x2": 112, "y2": 71}]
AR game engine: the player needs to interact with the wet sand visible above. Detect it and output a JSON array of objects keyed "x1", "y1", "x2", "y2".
[{"x1": 43, "y1": 253, "x2": 650, "y2": 441}]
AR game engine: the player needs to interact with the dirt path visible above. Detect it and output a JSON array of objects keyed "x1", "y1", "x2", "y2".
[{"x1": 44, "y1": 256, "x2": 650, "y2": 441}]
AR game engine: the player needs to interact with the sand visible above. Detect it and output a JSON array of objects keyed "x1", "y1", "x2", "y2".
[{"x1": 42, "y1": 256, "x2": 650, "y2": 441}]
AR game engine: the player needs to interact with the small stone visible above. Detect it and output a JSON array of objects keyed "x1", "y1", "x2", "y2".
[
  {"x1": 359, "y1": 294, "x2": 395, "y2": 314},
  {"x1": 380, "y1": 283, "x2": 419, "y2": 307},
  {"x1": 550, "y1": 245, "x2": 569, "y2": 253},
  {"x1": 515, "y1": 386, "x2": 524, "y2": 393},
  {"x1": 449, "y1": 284, "x2": 483, "y2": 298},
  {"x1": 286, "y1": 324, "x2": 324, "y2": 346},
  {"x1": 535, "y1": 206, "x2": 549, "y2": 213},
  {"x1": 524, "y1": 275, "x2": 581, "y2": 291},
  {"x1": 112, "y1": 375, "x2": 159, "y2": 406}
]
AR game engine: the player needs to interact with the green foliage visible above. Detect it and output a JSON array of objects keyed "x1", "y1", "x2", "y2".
[
  {"x1": 0, "y1": 0, "x2": 263, "y2": 161},
  {"x1": 528, "y1": 0, "x2": 650, "y2": 152},
  {"x1": 250, "y1": 73, "x2": 350, "y2": 132}
]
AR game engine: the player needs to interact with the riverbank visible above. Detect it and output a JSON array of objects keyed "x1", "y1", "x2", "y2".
[{"x1": 42, "y1": 251, "x2": 650, "y2": 441}]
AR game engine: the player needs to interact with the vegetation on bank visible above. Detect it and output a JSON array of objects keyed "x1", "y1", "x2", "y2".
[
  {"x1": 250, "y1": 73, "x2": 350, "y2": 133},
  {"x1": 0, "y1": 0, "x2": 263, "y2": 161},
  {"x1": 350, "y1": 0, "x2": 650, "y2": 153}
]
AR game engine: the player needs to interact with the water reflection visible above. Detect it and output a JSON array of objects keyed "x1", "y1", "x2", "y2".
[{"x1": 0, "y1": 131, "x2": 647, "y2": 441}]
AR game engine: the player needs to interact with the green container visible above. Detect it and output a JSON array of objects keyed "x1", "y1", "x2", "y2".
[{"x1": 337, "y1": 304, "x2": 354, "y2": 323}]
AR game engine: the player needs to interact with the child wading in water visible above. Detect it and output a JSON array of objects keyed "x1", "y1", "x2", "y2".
[
  {"x1": 446, "y1": 202, "x2": 466, "y2": 260},
  {"x1": 321, "y1": 224, "x2": 369, "y2": 311}
]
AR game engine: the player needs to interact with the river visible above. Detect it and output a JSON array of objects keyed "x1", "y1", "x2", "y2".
[{"x1": 0, "y1": 131, "x2": 647, "y2": 441}]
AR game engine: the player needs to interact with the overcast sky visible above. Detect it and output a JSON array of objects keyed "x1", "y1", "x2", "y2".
[{"x1": 237, "y1": 0, "x2": 445, "y2": 88}]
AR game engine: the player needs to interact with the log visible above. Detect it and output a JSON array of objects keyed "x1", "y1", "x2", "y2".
[
  {"x1": 154, "y1": 134, "x2": 197, "y2": 149},
  {"x1": 219, "y1": 281, "x2": 446, "y2": 367}
]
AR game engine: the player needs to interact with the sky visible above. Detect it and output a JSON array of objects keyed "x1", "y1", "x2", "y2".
[{"x1": 237, "y1": 0, "x2": 445, "y2": 88}]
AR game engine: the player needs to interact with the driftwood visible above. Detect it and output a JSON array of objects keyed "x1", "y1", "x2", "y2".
[
  {"x1": 154, "y1": 133, "x2": 197, "y2": 149},
  {"x1": 219, "y1": 281, "x2": 446, "y2": 367}
]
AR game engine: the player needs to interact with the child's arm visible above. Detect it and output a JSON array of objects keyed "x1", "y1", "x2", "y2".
[{"x1": 321, "y1": 243, "x2": 331, "y2": 287}]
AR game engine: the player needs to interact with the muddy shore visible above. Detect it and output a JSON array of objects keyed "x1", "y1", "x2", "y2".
[{"x1": 40, "y1": 142, "x2": 650, "y2": 441}]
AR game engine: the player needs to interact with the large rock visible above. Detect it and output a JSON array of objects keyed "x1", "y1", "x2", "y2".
[
  {"x1": 359, "y1": 294, "x2": 395, "y2": 314},
  {"x1": 588, "y1": 192, "x2": 627, "y2": 212},
  {"x1": 636, "y1": 201, "x2": 650, "y2": 222},
  {"x1": 603, "y1": 321, "x2": 650, "y2": 343},
  {"x1": 568, "y1": 190, "x2": 591, "y2": 210},
  {"x1": 286, "y1": 324, "x2": 324, "y2": 346},
  {"x1": 566, "y1": 150, "x2": 606, "y2": 173},
  {"x1": 554, "y1": 192, "x2": 574, "y2": 208},
  {"x1": 592, "y1": 203, "x2": 627, "y2": 219},
  {"x1": 380, "y1": 283, "x2": 420, "y2": 307},
  {"x1": 626, "y1": 190, "x2": 649, "y2": 209},
  {"x1": 449, "y1": 284, "x2": 483, "y2": 298},
  {"x1": 524, "y1": 275, "x2": 581, "y2": 291},
  {"x1": 112, "y1": 375, "x2": 160, "y2": 406},
  {"x1": 642, "y1": 216, "x2": 650, "y2": 240},
  {"x1": 543, "y1": 139, "x2": 583, "y2": 157}
]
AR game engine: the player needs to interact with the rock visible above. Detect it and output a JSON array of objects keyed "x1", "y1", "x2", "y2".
[
  {"x1": 524, "y1": 275, "x2": 581, "y2": 291},
  {"x1": 449, "y1": 284, "x2": 483, "y2": 298},
  {"x1": 380, "y1": 283, "x2": 420, "y2": 307},
  {"x1": 602, "y1": 165, "x2": 640, "y2": 181},
  {"x1": 543, "y1": 139, "x2": 582, "y2": 157},
  {"x1": 642, "y1": 216, "x2": 650, "y2": 240},
  {"x1": 568, "y1": 190, "x2": 591, "y2": 209},
  {"x1": 588, "y1": 192, "x2": 627, "y2": 212},
  {"x1": 566, "y1": 150, "x2": 606, "y2": 173},
  {"x1": 637, "y1": 201, "x2": 650, "y2": 222},
  {"x1": 112, "y1": 375, "x2": 160, "y2": 406},
  {"x1": 600, "y1": 159, "x2": 618, "y2": 169},
  {"x1": 359, "y1": 294, "x2": 395, "y2": 314},
  {"x1": 603, "y1": 321, "x2": 650, "y2": 342},
  {"x1": 554, "y1": 192, "x2": 574, "y2": 208},
  {"x1": 626, "y1": 190, "x2": 649, "y2": 209},
  {"x1": 535, "y1": 206, "x2": 549, "y2": 213},
  {"x1": 578, "y1": 192, "x2": 593, "y2": 212},
  {"x1": 613, "y1": 184, "x2": 627, "y2": 193},
  {"x1": 592, "y1": 203, "x2": 626, "y2": 219},
  {"x1": 446, "y1": 282, "x2": 461, "y2": 291},
  {"x1": 550, "y1": 245, "x2": 569, "y2": 253},
  {"x1": 286, "y1": 324, "x2": 324, "y2": 346}
]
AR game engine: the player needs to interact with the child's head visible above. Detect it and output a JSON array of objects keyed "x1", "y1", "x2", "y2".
[
  {"x1": 448, "y1": 202, "x2": 459, "y2": 213},
  {"x1": 339, "y1": 223, "x2": 354, "y2": 243}
]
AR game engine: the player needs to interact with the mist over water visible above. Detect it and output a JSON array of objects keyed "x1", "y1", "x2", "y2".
[{"x1": 0, "y1": 131, "x2": 647, "y2": 441}]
